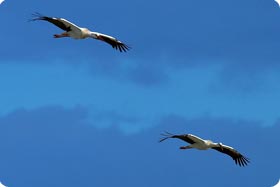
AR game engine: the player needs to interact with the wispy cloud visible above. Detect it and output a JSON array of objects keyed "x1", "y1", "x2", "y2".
[
  {"x1": 0, "y1": 107, "x2": 279, "y2": 186},
  {"x1": 1, "y1": 60, "x2": 280, "y2": 134}
]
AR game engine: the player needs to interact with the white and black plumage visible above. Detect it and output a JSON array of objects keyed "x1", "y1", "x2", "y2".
[
  {"x1": 160, "y1": 132, "x2": 250, "y2": 167},
  {"x1": 30, "y1": 13, "x2": 130, "y2": 52}
]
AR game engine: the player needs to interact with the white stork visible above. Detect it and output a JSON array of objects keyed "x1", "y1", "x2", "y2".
[
  {"x1": 160, "y1": 132, "x2": 250, "y2": 167},
  {"x1": 31, "y1": 13, "x2": 130, "y2": 52}
]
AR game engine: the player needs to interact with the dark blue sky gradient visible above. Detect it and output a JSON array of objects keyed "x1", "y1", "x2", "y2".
[
  {"x1": 0, "y1": 107, "x2": 279, "y2": 186},
  {"x1": 0, "y1": 0, "x2": 280, "y2": 186}
]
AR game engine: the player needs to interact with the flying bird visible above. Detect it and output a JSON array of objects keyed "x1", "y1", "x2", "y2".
[
  {"x1": 30, "y1": 13, "x2": 130, "y2": 52},
  {"x1": 0, "y1": 0, "x2": 4, "y2": 4},
  {"x1": 160, "y1": 132, "x2": 250, "y2": 167}
]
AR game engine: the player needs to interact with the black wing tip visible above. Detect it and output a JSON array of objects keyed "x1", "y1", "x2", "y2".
[
  {"x1": 98, "y1": 35, "x2": 131, "y2": 52},
  {"x1": 159, "y1": 131, "x2": 175, "y2": 142},
  {"x1": 114, "y1": 43, "x2": 131, "y2": 52},
  {"x1": 235, "y1": 156, "x2": 250, "y2": 167},
  {"x1": 29, "y1": 12, "x2": 47, "y2": 22}
]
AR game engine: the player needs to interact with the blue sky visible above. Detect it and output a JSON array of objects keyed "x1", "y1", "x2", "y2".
[{"x1": 0, "y1": 0, "x2": 280, "y2": 186}]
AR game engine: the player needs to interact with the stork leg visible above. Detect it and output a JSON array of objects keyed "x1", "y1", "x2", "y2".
[
  {"x1": 54, "y1": 32, "x2": 69, "y2": 38},
  {"x1": 180, "y1": 146, "x2": 192, "y2": 149}
]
